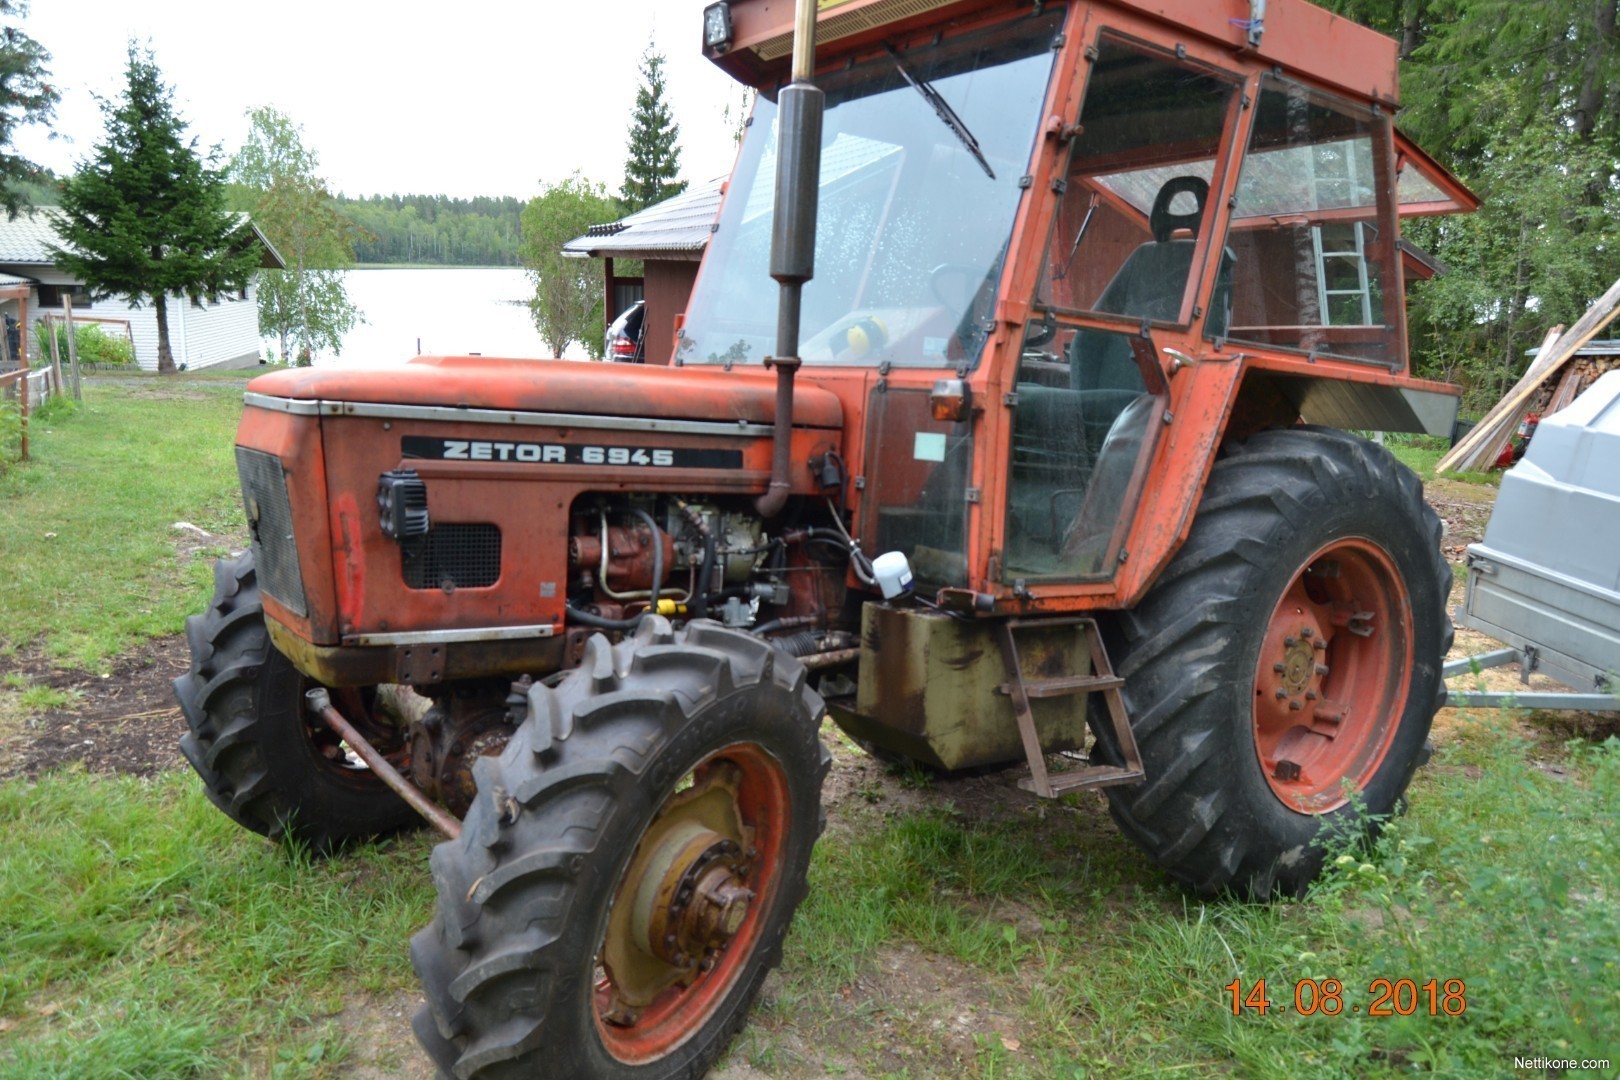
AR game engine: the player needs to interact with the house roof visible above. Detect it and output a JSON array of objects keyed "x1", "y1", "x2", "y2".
[
  {"x1": 0, "y1": 210, "x2": 65, "y2": 263},
  {"x1": 564, "y1": 178, "x2": 725, "y2": 262},
  {"x1": 0, "y1": 208, "x2": 285, "y2": 270},
  {"x1": 0, "y1": 271, "x2": 34, "y2": 287}
]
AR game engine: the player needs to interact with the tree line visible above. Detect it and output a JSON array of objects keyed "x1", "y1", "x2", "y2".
[{"x1": 334, "y1": 193, "x2": 525, "y2": 267}]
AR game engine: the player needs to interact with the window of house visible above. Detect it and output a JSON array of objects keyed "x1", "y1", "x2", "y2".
[{"x1": 35, "y1": 284, "x2": 92, "y2": 310}]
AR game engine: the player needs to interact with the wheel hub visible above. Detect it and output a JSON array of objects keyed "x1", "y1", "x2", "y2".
[
  {"x1": 1251, "y1": 540, "x2": 1411, "y2": 812},
  {"x1": 630, "y1": 823, "x2": 754, "y2": 971},
  {"x1": 601, "y1": 761, "x2": 756, "y2": 1013}
]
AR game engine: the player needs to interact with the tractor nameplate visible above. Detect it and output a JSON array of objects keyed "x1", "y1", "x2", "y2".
[{"x1": 401, "y1": 437, "x2": 743, "y2": 469}]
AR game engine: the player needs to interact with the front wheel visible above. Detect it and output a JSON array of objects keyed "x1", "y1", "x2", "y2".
[
  {"x1": 173, "y1": 553, "x2": 418, "y2": 852},
  {"x1": 411, "y1": 618, "x2": 829, "y2": 1079},
  {"x1": 1093, "y1": 427, "x2": 1451, "y2": 898}
]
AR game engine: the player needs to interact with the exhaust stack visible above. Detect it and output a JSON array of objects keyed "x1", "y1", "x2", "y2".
[{"x1": 756, "y1": 0, "x2": 822, "y2": 518}]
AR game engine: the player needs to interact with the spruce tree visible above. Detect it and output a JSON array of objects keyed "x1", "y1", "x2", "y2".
[
  {"x1": 0, "y1": 1, "x2": 59, "y2": 218},
  {"x1": 620, "y1": 44, "x2": 687, "y2": 213},
  {"x1": 52, "y1": 44, "x2": 260, "y2": 374}
]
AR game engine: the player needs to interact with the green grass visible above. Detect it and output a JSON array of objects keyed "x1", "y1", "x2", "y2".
[
  {"x1": 0, "y1": 770, "x2": 436, "y2": 1079},
  {"x1": 0, "y1": 376, "x2": 251, "y2": 668},
  {"x1": 757, "y1": 721, "x2": 1620, "y2": 1077},
  {"x1": 1382, "y1": 433, "x2": 1499, "y2": 487}
]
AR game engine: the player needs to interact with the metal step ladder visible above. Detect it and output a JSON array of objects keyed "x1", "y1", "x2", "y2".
[{"x1": 995, "y1": 616, "x2": 1144, "y2": 797}]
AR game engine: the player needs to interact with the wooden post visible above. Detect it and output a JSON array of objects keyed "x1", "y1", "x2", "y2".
[
  {"x1": 46, "y1": 313, "x2": 63, "y2": 401},
  {"x1": 18, "y1": 298, "x2": 28, "y2": 462},
  {"x1": 62, "y1": 296, "x2": 81, "y2": 401}
]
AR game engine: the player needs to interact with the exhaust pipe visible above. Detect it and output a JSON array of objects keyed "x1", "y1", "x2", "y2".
[{"x1": 756, "y1": 0, "x2": 822, "y2": 518}]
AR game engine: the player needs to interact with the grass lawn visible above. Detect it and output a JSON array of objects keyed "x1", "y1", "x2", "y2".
[{"x1": 1, "y1": 376, "x2": 1615, "y2": 1078}]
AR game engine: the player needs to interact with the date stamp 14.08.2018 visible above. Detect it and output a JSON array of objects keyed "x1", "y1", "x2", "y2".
[{"x1": 1225, "y1": 978, "x2": 1467, "y2": 1017}]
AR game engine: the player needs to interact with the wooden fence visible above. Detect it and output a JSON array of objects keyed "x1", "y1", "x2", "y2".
[{"x1": 1, "y1": 297, "x2": 115, "y2": 462}]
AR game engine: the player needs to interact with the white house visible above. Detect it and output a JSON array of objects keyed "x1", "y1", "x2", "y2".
[{"x1": 0, "y1": 208, "x2": 284, "y2": 372}]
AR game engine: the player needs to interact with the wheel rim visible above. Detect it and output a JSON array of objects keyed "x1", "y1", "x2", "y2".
[
  {"x1": 302, "y1": 682, "x2": 408, "y2": 789},
  {"x1": 1251, "y1": 538, "x2": 1413, "y2": 813},
  {"x1": 594, "y1": 742, "x2": 791, "y2": 1063}
]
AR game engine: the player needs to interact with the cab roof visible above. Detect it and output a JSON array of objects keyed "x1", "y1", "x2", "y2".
[{"x1": 706, "y1": 0, "x2": 1402, "y2": 106}]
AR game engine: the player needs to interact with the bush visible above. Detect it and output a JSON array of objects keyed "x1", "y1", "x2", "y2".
[{"x1": 31, "y1": 322, "x2": 136, "y2": 367}]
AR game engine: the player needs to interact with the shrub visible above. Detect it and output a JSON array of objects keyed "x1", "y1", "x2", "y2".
[{"x1": 32, "y1": 322, "x2": 136, "y2": 367}]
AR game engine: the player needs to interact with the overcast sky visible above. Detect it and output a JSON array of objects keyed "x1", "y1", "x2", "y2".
[{"x1": 12, "y1": 1, "x2": 749, "y2": 201}]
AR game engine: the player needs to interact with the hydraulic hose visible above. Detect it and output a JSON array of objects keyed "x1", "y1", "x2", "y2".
[
  {"x1": 626, "y1": 508, "x2": 664, "y2": 606},
  {"x1": 565, "y1": 602, "x2": 650, "y2": 632}
]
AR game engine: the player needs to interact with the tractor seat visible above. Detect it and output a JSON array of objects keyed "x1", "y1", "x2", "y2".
[{"x1": 1070, "y1": 176, "x2": 1233, "y2": 395}]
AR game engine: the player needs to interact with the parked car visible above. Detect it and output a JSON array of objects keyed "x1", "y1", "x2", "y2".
[{"x1": 604, "y1": 300, "x2": 645, "y2": 362}]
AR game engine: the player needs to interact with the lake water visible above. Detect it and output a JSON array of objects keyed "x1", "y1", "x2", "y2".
[{"x1": 300, "y1": 267, "x2": 589, "y2": 367}]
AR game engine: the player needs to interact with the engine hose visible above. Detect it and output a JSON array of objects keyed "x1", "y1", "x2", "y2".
[
  {"x1": 751, "y1": 615, "x2": 819, "y2": 637},
  {"x1": 564, "y1": 602, "x2": 650, "y2": 632},
  {"x1": 690, "y1": 527, "x2": 717, "y2": 620},
  {"x1": 766, "y1": 630, "x2": 821, "y2": 657},
  {"x1": 626, "y1": 507, "x2": 664, "y2": 606}
]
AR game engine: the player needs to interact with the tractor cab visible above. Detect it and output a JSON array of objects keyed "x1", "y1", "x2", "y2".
[{"x1": 691, "y1": 0, "x2": 1474, "y2": 607}]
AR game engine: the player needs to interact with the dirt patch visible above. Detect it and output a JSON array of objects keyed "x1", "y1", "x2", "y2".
[
  {"x1": 331, "y1": 991, "x2": 436, "y2": 1080},
  {"x1": 1426, "y1": 487, "x2": 1495, "y2": 571},
  {"x1": 0, "y1": 635, "x2": 190, "y2": 780}
]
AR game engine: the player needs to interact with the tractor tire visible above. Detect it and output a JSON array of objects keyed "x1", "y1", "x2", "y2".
[
  {"x1": 1092, "y1": 427, "x2": 1451, "y2": 898},
  {"x1": 173, "y1": 552, "x2": 418, "y2": 852},
  {"x1": 410, "y1": 618, "x2": 829, "y2": 1080}
]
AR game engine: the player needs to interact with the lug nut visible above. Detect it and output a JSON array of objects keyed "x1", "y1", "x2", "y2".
[
  {"x1": 1315, "y1": 664, "x2": 1331, "y2": 676},
  {"x1": 1288, "y1": 700, "x2": 1303, "y2": 711},
  {"x1": 1301, "y1": 627, "x2": 1314, "y2": 638},
  {"x1": 1274, "y1": 688, "x2": 1289, "y2": 700},
  {"x1": 1273, "y1": 662, "x2": 1287, "y2": 673}
]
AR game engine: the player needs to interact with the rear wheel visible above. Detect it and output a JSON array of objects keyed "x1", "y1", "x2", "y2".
[
  {"x1": 1093, "y1": 428, "x2": 1450, "y2": 897},
  {"x1": 411, "y1": 618, "x2": 828, "y2": 1079},
  {"x1": 173, "y1": 553, "x2": 417, "y2": 852}
]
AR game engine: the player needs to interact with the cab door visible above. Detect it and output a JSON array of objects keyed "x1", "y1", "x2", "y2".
[{"x1": 1000, "y1": 30, "x2": 1246, "y2": 588}]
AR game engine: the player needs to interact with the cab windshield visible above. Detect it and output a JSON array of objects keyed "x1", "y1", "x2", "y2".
[{"x1": 678, "y1": 10, "x2": 1063, "y2": 368}]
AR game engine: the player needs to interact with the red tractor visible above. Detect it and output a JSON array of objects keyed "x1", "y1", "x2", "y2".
[{"x1": 176, "y1": 0, "x2": 1475, "y2": 1075}]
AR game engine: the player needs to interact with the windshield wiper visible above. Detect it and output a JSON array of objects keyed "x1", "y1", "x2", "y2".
[{"x1": 883, "y1": 44, "x2": 995, "y2": 180}]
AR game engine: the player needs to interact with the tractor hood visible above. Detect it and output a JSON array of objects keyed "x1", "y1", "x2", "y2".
[{"x1": 244, "y1": 355, "x2": 845, "y2": 430}]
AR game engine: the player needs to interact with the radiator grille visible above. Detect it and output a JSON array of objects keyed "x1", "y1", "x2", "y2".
[
  {"x1": 403, "y1": 524, "x2": 502, "y2": 591},
  {"x1": 235, "y1": 447, "x2": 308, "y2": 617}
]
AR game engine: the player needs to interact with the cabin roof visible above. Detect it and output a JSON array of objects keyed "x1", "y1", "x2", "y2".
[{"x1": 563, "y1": 177, "x2": 726, "y2": 262}]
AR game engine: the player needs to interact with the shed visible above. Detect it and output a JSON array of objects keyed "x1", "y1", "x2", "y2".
[
  {"x1": 564, "y1": 178, "x2": 724, "y2": 366},
  {"x1": 0, "y1": 208, "x2": 284, "y2": 372}
]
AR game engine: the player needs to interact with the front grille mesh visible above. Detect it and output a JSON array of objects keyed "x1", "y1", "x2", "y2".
[
  {"x1": 235, "y1": 447, "x2": 308, "y2": 617},
  {"x1": 403, "y1": 524, "x2": 502, "y2": 591}
]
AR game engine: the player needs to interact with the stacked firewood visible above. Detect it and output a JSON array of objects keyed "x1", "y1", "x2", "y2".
[
  {"x1": 1568, "y1": 354, "x2": 1620, "y2": 399},
  {"x1": 1439, "y1": 276, "x2": 1620, "y2": 473}
]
